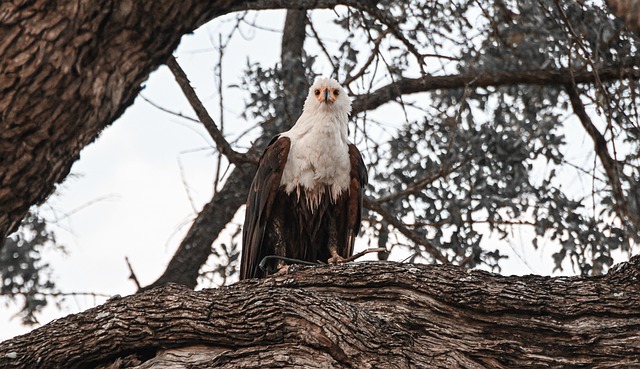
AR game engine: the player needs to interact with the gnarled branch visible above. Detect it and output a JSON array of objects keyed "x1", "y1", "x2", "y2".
[{"x1": 2, "y1": 259, "x2": 640, "y2": 368}]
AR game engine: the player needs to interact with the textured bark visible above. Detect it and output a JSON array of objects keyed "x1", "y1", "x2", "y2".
[
  {"x1": 606, "y1": 0, "x2": 640, "y2": 35},
  {"x1": 3, "y1": 259, "x2": 640, "y2": 368},
  {"x1": 0, "y1": 0, "x2": 374, "y2": 247}
]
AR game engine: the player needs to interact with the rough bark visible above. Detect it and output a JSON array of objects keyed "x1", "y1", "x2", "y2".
[
  {"x1": 606, "y1": 0, "x2": 640, "y2": 35},
  {"x1": 0, "y1": 0, "x2": 374, "y2": 247},
  {"x1": 3, "y1": 259, "x2": 640, "y2": 368}
]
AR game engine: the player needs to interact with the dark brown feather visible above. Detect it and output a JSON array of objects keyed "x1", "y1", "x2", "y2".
[
  {"x1": 240, "y1": 139, "x2": 367, "y2": 280},
  {"x1": 240, "y1": 136, "x2": 291, "y2": 280}
]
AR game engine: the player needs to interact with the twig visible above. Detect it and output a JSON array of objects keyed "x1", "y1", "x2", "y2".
[
  {"x1": 343, "y1": 29, "x2": 389, "y2": 87},
  {"x1": 376, "y1": 158, "x2": 471, "y2": 203},
  {"x1": 213, "y1": 33, "x2": 226, "y2": 197},
  {"x1": 341, "y1": 247, "x2": 386, "y2": 263},
  {"x1": 140, "y1": 94, "x2": 200, "y2": 123},
  {"x1": 125, "y1": 257, "x2": 142, "y2": 290},
  {"x1": 364, "y1": 6, "x2": 427, "y2": 75},
  {"x1": 307, "y1": 15, "x2": 339, "y2": 76}
]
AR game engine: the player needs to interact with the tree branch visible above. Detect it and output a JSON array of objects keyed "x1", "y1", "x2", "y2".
[
  {"x1": 351, "y1": 66, "x2": 640, "y2": 114},
  {"x1": 166, "y1": 56, "x2": 257, "y2": 165},
  {"x1": 565, "y1": 83, "x2": 640, "y2": 227},
  {"x1": 3, "y1": 259, "x2": 640, "y2": 368},
  {"x1": 364, "y1": 197, "x2": 450, "y2": 264}
]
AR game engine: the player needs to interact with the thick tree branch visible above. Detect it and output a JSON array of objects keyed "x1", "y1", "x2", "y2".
[{"x1": 3, "y1": 259, "x2": 640, "y2": 368}]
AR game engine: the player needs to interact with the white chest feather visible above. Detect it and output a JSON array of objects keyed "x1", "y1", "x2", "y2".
[{"x1": 280, "y1": 113, "x2": 351, "y2": 208}]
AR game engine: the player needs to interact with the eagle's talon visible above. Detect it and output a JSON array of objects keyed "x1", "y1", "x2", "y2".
[
  {"x1": 328, "y1": 254, "x2": 346, "y2": 265},
  {"x1": 275, "y1": 263, "x2": 290, "y2": 275}
]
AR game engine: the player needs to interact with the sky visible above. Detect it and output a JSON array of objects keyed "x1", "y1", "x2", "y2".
[{"x1": 0, "y1": 7, "x2": 631, "y2": 341}]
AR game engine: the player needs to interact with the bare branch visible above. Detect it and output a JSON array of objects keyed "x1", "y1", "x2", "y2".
[
  {"x1": 375, "y1": 158, "x2": 472, "y2": 204},
  {"x1": 565, "y1": 83, "x2": 640, "y2": 227},
  {"x1": 343, "y1": 29, "x2": 389, "y2": 86},
  {"x1": 364, "y1": 197, "x2": 450, "y2": 264},
  {"x1": 351, "y1": 66, "x2": 640, "y2": 114},
  {"x1": 125, "y1": 257, "x2": 142, "y2": 290},
  {"x1": 166, "y1": 56, "x2": 258, "y2": 165}
]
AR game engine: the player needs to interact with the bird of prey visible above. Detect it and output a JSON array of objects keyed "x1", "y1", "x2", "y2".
[{"x1": 240, "y1": 77, "x2": 367, "y2": 280}]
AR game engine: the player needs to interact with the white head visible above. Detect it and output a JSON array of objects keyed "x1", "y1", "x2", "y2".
[{"x1": 302, "y1": 77, "x2": 351, "y2": 117}]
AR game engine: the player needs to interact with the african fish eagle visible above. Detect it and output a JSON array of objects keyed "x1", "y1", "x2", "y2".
[{"x1": 240, "y1": 77, "x2": 367, "y2": 280}]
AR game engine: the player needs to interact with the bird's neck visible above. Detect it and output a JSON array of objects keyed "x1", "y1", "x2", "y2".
[{"x1": 288, "y1": 109, "x2": 349, "y2": 140}]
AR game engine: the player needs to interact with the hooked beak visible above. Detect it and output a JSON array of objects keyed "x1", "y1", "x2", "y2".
[{"x1": 324, "y1": 88, "x2": 330, "y2": 104}]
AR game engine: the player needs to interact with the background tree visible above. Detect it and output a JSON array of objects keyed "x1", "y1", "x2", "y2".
[{"x1": 1, "y1": 0, "x2": 640, "y2": 335}]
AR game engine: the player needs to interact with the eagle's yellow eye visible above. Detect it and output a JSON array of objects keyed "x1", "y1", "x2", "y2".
[{"x1": 314, "y1": 89, "x2": 321, "y2": 96}]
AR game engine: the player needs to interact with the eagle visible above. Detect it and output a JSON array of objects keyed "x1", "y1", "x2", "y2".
[{"x1": 240, "y1": 77, "x2": 367, "y2": 280}]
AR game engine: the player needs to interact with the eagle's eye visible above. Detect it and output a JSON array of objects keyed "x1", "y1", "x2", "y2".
[
  {"x1": 314, "y1": 89, "x2": 321, "y2": 96},
  {"x1": 333, "y1": 89, "x2": 339, "y2": 96}
]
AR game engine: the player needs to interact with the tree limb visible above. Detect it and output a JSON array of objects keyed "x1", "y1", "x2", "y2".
[
  {"x1": 3, "y1": 259, "x2": 640, "y2": 368},
  {"x1": 167, "y1": 56, "x2": 257, "y2": 165},
  {"x1": 565, "y1": 83, "x2": 640, "y2": 228},
  {"x1": 351, "y1": 66, "x2": 640, "y2": 114}
]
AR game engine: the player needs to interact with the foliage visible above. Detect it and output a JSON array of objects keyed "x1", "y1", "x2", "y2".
[{"x1": 1, "y1": 211, "x2": 61, "y2": 324}]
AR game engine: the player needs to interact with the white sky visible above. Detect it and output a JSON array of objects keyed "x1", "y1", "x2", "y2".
[{"x1": 1, "y1": 8, "x2": 633, "y2": 341}]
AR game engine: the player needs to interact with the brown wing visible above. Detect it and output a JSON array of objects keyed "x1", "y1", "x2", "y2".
[
  {"x1": 339, "y1": 144, "x2": 368, "y2": 257},
  {"x1": 240, "y1": 136, "x2": 291, "y2": 280}
]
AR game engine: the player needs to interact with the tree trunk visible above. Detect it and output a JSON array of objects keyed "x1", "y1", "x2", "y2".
[{"x1": 2, "y1": 259, "x2": 640, "y2": 368}]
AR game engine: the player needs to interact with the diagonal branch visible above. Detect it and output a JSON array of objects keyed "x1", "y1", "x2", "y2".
[
  {"x1": 565, "y1": 83, "x2": 640, "y2": 228},
  {"x1": 364, "y1": 197, "x2": 450, "y2": 264},
  {"x1": 167, "y1": 56, "x2": 258, "y2": 165}
]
